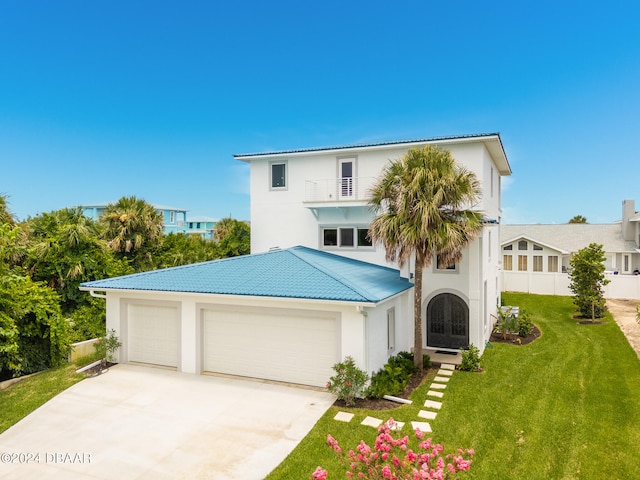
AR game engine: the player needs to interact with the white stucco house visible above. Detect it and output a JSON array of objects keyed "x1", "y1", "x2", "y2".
[
  {"x1": 501, "y1": 199, "x2": 640, "y2": 299},
  {"x1": 81, "y1": 133, "x2": 512, "y2": 387}
]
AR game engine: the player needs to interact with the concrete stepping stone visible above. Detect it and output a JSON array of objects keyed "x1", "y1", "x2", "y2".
[
  {"x1": 411, "y1": 421, "x2": 432, "y2": 433},
  {"x1": 437, "y1": 369, "x2": 454, "y2": 376},
  {"x1": 424, "y1": 399, "x2": 442, "y2": 410},
  {"x1": 430, "y1": 382, "x2": 447, "y2": 390},
  {"x1": 441, "y1": 363, "x2": 455, "y2": 370},
  {"x1": 418, "y1": 410, "x2": 437, "y2": 420},
  {"x1": 334, "y1": 411, "x2": 354, "y2": 422},
  {"x1": 427, "y1": 390, "x2": 444, "y2": 398},
  {"x1": 434, "y1": 376, "x2": 450, "y2": 383},
  {"x1": 361, "y1": 416, "x2": 383, "y2": 428}
]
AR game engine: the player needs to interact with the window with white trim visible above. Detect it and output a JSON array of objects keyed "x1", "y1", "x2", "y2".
[
  {"x1": 321, "y1": 227, "x2": 373, "y2": 249},
  {"x1": 435, "y1": 254, "x2": 457, "y2": 272},
  {"x1": 503, "y1": 255, "x2": 513, "y2": 271},
  {"x1": 270, "y1": 161, "x2": 287, "y2": 189},
  {"x1": 518, "y1": 255, "x2": 527, "y2": 271},
  {"x1": 387, "y1": 308, "x2": 396, "y2": 352},
  {"x1": 533, "y1": 255, "x2": 543, "y2": 272}
]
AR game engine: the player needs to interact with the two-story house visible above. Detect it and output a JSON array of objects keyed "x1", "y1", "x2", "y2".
[{"x1": 235, "y1": 133, "x2": 512, "y2": 355}]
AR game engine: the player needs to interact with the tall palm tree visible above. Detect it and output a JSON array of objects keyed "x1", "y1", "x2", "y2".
[
  {"x1": 100, "y1": 196, "x2": 164, "y2": 271},
  {"x1": 368, "y1": 145, "x2": 484, "y2": 369}
]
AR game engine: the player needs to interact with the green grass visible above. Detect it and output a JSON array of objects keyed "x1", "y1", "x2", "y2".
[
  {"x1": 0, "y1": 364, "x2": 85, "y2": 434},
  {"x1": 267, "y1": 293, "x2": 640, "y2": 479}
]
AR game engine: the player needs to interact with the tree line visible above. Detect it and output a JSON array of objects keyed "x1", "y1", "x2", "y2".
[{"x1": 0, "y1": 195, "x2": 249, "y2": 380}]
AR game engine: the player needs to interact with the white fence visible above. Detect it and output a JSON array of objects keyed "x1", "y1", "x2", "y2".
[{"x1": 502, "y1": 272, "x2": 640, "y2": 300}]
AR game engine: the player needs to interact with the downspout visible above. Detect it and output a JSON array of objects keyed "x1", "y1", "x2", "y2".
[{"x1": 89, "y1": 290, "x2": 107, "y2": 299}]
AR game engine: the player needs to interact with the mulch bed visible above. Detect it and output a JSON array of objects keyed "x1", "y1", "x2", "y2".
[
  {"x1": 333, "y1": 366, "x2": 434, "y2": 410},
  {"x1": 489, "y1": 324, "x2": 541, "y2": 346}
]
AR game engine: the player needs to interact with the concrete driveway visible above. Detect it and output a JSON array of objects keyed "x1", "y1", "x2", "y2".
[{"x1": 0, "y1": 364, "x2": 335, "y2": 479}]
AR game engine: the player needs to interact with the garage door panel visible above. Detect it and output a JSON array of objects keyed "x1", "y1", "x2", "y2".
[
  {"x1": 202, "y1": 309, "x2": 338, "y2": 387},
  {"x1": 128, "y1": 304, "x2": 179, "y2": 368}
]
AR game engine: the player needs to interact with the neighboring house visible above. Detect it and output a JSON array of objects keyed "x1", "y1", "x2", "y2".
[
  {"x1": 501, "y1": 199, "x2": 640, "y2": 298},
  {"x1": 80, "y1": 246, "x2": 412, "y2": 387},
  {"x1": 80, "y1": 202, "x2": 188, "y2": 235},
  {"x1": 185, "y1": 216, "x2": 218, "y2": 239},
  {"x1": 79, "y1": 133, "x2": 512, "y2": 387}
]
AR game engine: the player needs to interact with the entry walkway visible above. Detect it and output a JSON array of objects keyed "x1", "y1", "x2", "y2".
[{"x1": 333, "y1": 363, "x2": 456, "y2": 433}]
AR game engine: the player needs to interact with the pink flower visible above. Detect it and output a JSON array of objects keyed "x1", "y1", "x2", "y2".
[{"x1": 312, "y1": 466, "x2": 327, "y2": 480}]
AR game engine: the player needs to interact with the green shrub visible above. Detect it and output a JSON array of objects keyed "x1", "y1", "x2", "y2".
[
  {"x1": 423, "y1": 353, "x2": 432, "y2": 369},
  {"x1": 367, "y1": 351, "x2": 419, "y2": 399},
  {"x1": 326, "y1": 356, "x2": 368, "y2": 406},
  {"x1": 517, "y1": 310, "x2": 534, "y2": 337},
  {"x1": 459, "y1": 344, "x2": 481, "y2": 372}
]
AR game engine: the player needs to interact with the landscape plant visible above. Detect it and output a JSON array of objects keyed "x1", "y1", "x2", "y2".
[
  {"x1": 367, "y1": 352, "x2": 418, "y2": 399},
  {"x1": 494, "y1": 306, "x2": 517, "y2": 340},
  {"x1": 94, "y1": 329, "x2": 122, "y2": 369},
  {"x1": 312, "y1": 419, "x2": 473, "y2": 479},
  {"x1": 517, "y1": 310, "x2": 534, "y2": 337},
  {"x1": 326, "y1": 356, "x2": 368, "y2": 406},
  {"x1": 458, "y1": 344, "x2": 480, "y2": 372},
  {"x1": 568, "y1": 243, "x2": 610, "y2": 320}
]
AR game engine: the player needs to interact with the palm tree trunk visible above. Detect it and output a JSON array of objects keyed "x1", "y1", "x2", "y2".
[{"x1": 414, "y1": 257, "x2": 423, "y2": 370}]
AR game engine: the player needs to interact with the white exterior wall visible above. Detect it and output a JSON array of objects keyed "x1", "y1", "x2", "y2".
[
  {"x1": 103, "y1": 289, "x2": 405, "y2": 377},
  {"x1": 244, "y1": 137, "x2": 509, "y2": 356},
  {"x1": 364, "y1": 292, "x2": 412, "y2": 377}
]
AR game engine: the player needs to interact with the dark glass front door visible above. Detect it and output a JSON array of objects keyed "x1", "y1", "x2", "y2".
[{"x1": 427, "y1": 293, "x2": 469, "y2": 349}]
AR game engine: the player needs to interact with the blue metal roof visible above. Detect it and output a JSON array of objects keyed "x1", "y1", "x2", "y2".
[
  {"x1": 233, "y1": 133, "x2": 501, "y2": 158},
  {"x1": 80, "y1": 246, "x2": 413, "y2": 303}
]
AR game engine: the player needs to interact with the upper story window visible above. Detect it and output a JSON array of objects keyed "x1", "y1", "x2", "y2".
[
  {"x1": 322, "y1": 226, "x2": 372, "y2": 249},
  {"x1": 503, "y1": 244, "x2": 513, "y2": 251},
  {"x1": 435, "y1": 254, "x2": 457, "y2": 272},
  {"x1": 169, "y1": 211, "x2": 175, "y2": 223},
  {"x1": 270, "y1": 161, "x2": 287, "y2": 189},
  {"x1": 518, "y1": 240, "x2": 528, "y2": 250},
  {"x1": 533, "y1": 244, "x2": 543, "y2": 251}
]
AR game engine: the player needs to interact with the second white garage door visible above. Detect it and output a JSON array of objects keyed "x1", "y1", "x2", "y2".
[
  {"x1": 202, "y1": 307, "x2": 338, "y2": 387},
  {"x1": 128, "y1": 304, "x2": 179, "y2": 368}
]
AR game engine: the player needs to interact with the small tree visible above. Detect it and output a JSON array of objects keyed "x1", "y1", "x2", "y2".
[{"x1": 568, "y1": 243, "x2": 610, "y2": 320}]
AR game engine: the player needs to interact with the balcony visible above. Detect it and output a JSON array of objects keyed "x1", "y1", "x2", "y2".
[{"x1": 304, "y1": 177, "x2": 375, "y2": 204}]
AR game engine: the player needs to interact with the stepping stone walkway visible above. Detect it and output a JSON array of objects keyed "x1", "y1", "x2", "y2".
[{"x1": 332, "y1": 363, "x2": 457, "y2": 435}]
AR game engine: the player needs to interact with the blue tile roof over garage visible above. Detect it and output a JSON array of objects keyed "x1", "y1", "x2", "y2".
[{"x1": 80, "y1": 246, "x2": 412, "y2": 303}]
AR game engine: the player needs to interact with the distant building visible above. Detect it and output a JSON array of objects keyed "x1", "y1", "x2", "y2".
[
  {"x1": 79, "y1": 202, "x2": 188, "y2": 235},
  {"x1": 501, "y1": 199, "x2": 640, "y2": 298},
  {"x1": 185, "y1": 216, "x2": 218, "y2": 239}
]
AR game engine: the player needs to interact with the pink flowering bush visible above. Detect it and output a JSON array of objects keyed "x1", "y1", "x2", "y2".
[
  {"x1": 312, "y1": 419, "x2": 473, "y2": 479},
  {"x1": 326, "y1": 356, "x2": 369, "y2": 407}
]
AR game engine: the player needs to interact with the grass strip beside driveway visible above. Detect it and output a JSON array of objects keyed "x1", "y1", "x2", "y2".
[
  {"x1": 0, "y1": 364, "x2": 84, "y2": 434},
  {"x1": 268, "y1": 293, "x2": 640, "y2": 479}
]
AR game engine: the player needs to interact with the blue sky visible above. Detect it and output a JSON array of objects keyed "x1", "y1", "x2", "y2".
[{"x1": 1, "y1": 1, "x2": 639, "y2": 224}]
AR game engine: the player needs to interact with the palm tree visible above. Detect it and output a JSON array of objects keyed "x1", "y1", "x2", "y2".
[
  {"x1": 368, "y1": 145, "x2": 484, "y2": 369},
  {"x1": 100, "y1": 196, "x2": 164, "y2": 270},
  {"x1": 568, "y1": 215, "x2": 587, "y2": 224}
]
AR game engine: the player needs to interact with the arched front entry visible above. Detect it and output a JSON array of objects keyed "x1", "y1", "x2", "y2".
[{"x1": 426, "y1": 293, "x2": 469, "y2": 349}]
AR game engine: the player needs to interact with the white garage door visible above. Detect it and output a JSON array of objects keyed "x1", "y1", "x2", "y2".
[
  {"x1": 202, "y1": 308, "x2": 338, "y2": 387},
  {"x1": 128, "y1": 304, "x2": 179, "y2": 368}
]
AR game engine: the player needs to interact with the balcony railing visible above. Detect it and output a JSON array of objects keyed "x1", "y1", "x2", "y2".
[{"x1": 304, "y1": 177, "x2": 375, "y2": 203}]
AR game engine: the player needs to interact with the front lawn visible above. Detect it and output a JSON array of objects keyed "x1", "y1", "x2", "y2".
[
  {"x1": 0, "y1": 364, "x2": 84, "y2": 434},
  {"x1": 267, "y1": 293, "x2": 640, "y2": 479}
]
